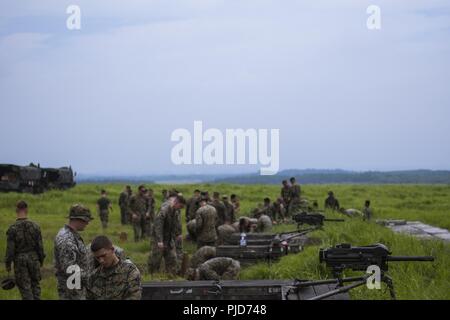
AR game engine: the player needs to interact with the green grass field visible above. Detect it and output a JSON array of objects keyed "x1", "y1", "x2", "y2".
[{"x1": 1, "y1": 183, "x2": 449, "y2": 300}]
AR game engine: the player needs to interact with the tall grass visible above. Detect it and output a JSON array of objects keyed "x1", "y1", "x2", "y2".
[{"x1": 0, "y1": 184, "x2": 449, "y2": 299}]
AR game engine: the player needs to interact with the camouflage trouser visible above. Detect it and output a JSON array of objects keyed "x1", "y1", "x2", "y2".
[
  {"x1": 56, "y1": 276, "x2": 86, "y2": 300},
  {"x1": 14, "y1": 253, "x2": 41, "y2": 300},
  {"x1": 363, "y1": 210, "x2": 372, "y2": 221},
  {"x1": 143, "y1": 217, "x2": 153, "y2": 239},
  {"x1": 175, "y1": 237, "x2": 183, "y2": 273},
  {"x1": 287, "y1": 198, "x2": 301, "y2": 217},
  {"x1": 186, "y1": 219, "x2": 197, "y2": 241},
  {"x1": 99, "y1": 209, "x2": 109, "y2": 228},
  {"x1": 199, "y1": 261, "x2": 240, "y2": 281},
  {"x1": 217, "y1": 225, "x2": 235, "y2": 245},
  {"x1": 274, "y1": 208, "x2": 286, "y2": 222},
  {"x1": 132, "y1": 215, "x2": 143, "y2": 242},
  {"x1": 120, "y1": 206, "x2": 128, "y2": 225},
  {"x1": 148, "y1": 242, "x2": 177, "y2": 275}
]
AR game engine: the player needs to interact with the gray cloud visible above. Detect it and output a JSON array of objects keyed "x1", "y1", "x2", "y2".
[{"x1": 0, "y1": 0, "x2": 449, "y2": 174}]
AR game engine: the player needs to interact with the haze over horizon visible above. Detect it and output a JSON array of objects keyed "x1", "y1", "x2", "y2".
[{"x1": 1, "y1": 1, "x2": 449, "y2": 175}]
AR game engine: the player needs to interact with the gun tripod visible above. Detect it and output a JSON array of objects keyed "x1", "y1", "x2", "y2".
[
  {"x1": 286, "y1": 271, "x2": 396, "y2": 300},
  {"x1": 330, "y1": 269, "x2": 396, "y2": 300}
]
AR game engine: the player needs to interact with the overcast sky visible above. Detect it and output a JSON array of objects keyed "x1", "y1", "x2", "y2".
[{"x1": 1, "y1": 0, "x2": 449, "y2": 175}]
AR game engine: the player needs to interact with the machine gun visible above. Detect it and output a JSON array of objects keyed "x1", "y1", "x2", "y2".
[
  {"x1": 273, "y1": 227, "x2": 318, "y2": 245},
  {"x1": 293, "y1": 212, "x2": 344, "y2": 229},
  {"x1": 318, "y1": 243, "x2": 435, "y2": 299}
]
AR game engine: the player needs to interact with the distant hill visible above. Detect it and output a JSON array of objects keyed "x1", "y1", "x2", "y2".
[
  {"x1": 76, "y1": 169, "x2": 450, "y2": 184},
  {"x1": 76, "y1": 173, "x2": 229, "y2": 184},
  {"x1": 210, "y1": 169, "x2": 450, "y2": 184}
]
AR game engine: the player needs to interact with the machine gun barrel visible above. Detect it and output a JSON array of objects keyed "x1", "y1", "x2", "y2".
[
  {"x1": 280, "y1": 227, "x2": 317, "y2": 241},
  {"x1": 387, "y1": 256, "x2": 434, "y2": 262},
  {"x1": 307, "y1": 276, "x2": 369, "y2": 301},
  {"x1": 293, "y1": 275, "x2": 367, "y2": 288}
]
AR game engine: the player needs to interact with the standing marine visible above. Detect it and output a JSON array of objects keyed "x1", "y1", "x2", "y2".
[
  {"x1": 288, "y1": 177, "x2": 301, "y2": 216},
  {"x1": 230, "y1": 194, "x2": 240, "y2": 216},
  {"x1": 222, "y1": 195, "x2": 236, "y2": 224},
  {"x1": 195, "y1": 194, "x2": 218, "y2": 249},
  {"x1": 96, "y1": 189, "x2": 112, "y2": 229},
  {"x1": 148, "y1": 194, "x2": 185, "y2": 275},
  {"x1": 211, "y1": 191, "x2": 226, "y2": 227},
  {"x1": 324, "y1": 191, "x2": 340, "y2": 211},
  {"x1": 363, "y1": 200, "x2": 373, "y2": 221},
  {"x1": 280, "y1": 180, "x2": 291, "y2": 209},
  {"x1": 54, "y1": 204, "x2": 93, "y2": 300},
  {"x1": 186, "y1": 189, "x2": 201, "y2": 223},
  {"x1": 118, "y1": 185, "x2": 132, "y2": 225},
  {"x1": 144, "y1": 188, "x2": 156, "y2": 239},
  {"x1": 128, "y1": 185, "x2": 150, "y2": 242},
  {"x1": 5, "y1": 200, "x2": 45, "y2": 300}
]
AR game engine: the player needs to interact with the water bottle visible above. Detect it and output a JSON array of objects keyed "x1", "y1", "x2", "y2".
[{"x1": 240, "y1": 232, "x2": 247, "y2": 247}]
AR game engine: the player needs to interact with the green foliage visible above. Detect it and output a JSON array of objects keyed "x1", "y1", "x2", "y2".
[{"x1": 0, "y1": 184, "x2": 449, "y2": 300}]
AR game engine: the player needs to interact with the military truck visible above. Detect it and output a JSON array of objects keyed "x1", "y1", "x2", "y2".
[
  {"x1": 0, "y1": 164, "x2": 44, "y2": 193},
  {"x1": 41, "y1": 166, "x2": 76, "y2": 190},
  {"x1": 0, "y1": 163, "x2": 76, "y2": 193}
]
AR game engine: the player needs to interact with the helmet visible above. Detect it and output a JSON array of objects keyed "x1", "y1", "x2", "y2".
[{"x1": 1, "y1": 277, "x2": 15, "y2": 290}]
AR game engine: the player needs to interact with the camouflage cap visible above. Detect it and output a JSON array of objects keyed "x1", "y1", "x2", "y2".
[
  {"x1": 199, "y1": 191, "x2": 209, "y2": 201},
  {"x1": 1, "y1": 277, "x2": 15, "y2": 290},
  {"x1": 168, "y1": 189, "x2": 180, "y2": 197},
  {"x1": 68, "y1": 204, "x2": 93, "y2": 222}
]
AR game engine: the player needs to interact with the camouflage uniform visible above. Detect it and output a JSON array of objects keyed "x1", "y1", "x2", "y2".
[
  {"x1": 211, "y1": 199, "x2": 227, "y2": 227},
  {"x1": 231, "y1": 199, "x2": 241, "y2": 215},
  {"x1": 5, "y1": 218, "x2": 45, "y2": 300},
  {"x1": 223, "y1": 200, "x2": 236, "y2": 224},
  {"x1": 190, "y1": 246, "x2": 216, "y2": 269},
  {"x1": 363, "y1": 206, "x2": 373, "y2": 221},
  {"x1": 256, "y1": 214, "x2": 273, "y2": 233},
  {"x1": 217, "y1": 224, "x2": 238, "y2": 245},
  {"x1": 281, "y1": 186, "x2": 291, "y2": 207},
  {"x1": 128, "y1": 193, "x2": 149, "y2": 242},
  {"x1": 97, "y1": 196, "x2": 111, "y2": 229},
  {"x1": 186, "y1": 219, "x2": 197, "y2": 241},
  {"x1": 186, "y1": 196, "x2": 200, "y2": 223},
  {"x1": 174, "y1": 206, "x2": 184, "y2": 271},
  {"x1": 118, "y1": 191, "x2": 131, "y2": 224},
  {"x1": 325, "y1": 195, "x2": 340, "y2": 211},
  {"x1": 144, "y1": 195, "x2": 156, "y2": 239},
  {"x1": 288, "y1": 184, "x2": 301, "y2": 216},
  {"x1": 54, "y1": 225, "x2": 89, "y2": 300},
  {"x1": 149, "y1": 202, "x2": 181, "y2": 274},
  {"x1": 260, "y1": 203, "x2": 275, "y2": 220},
  {"x1": 198, "y1": 257, "x2": 240, "y2": 281},
  {"x1": 272, "y1": 201, "x2": 286, "y2": 221},
  {"x1": 86, "y1": 258, "x2": 142, "y2": 300},
  {"x1": 195, "y1": 204, "x2": 218, "y2": 248},
  {"x1": 236, "y1": 216, "x2": 254, "y2": 233}
]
